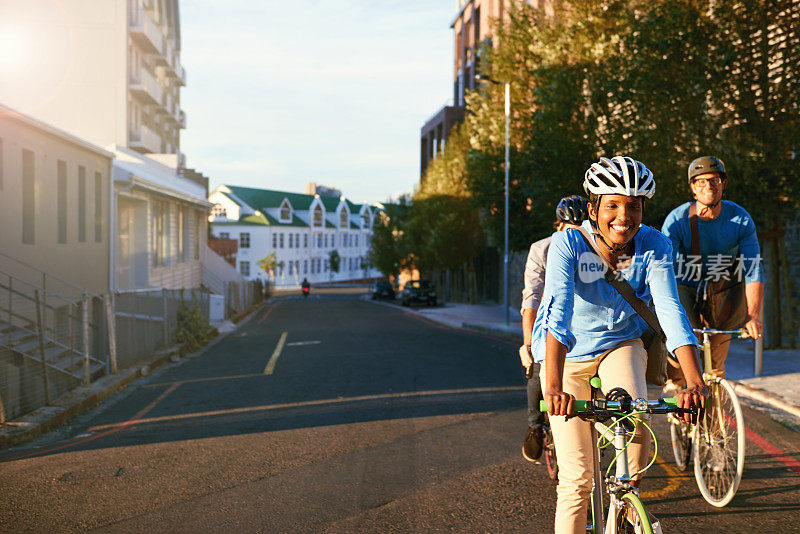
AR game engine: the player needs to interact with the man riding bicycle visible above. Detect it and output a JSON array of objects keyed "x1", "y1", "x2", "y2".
[
  {"x1": 661, "y1": 156, "x2": 764, "y2": 391},
  {"x1": 519, "y1": 195, "x2": 589, "y2": 463}
]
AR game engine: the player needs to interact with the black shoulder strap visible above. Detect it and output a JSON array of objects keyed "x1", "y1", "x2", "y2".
[{"x1": 577, "y1": 228, "x2": 665, "y2": 338}]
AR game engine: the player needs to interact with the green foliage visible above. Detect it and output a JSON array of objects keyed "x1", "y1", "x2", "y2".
[
  {"x1": 328, "y1": 249, "x2": 341, "y2": 273},
  {"x1": 447, "y1": 0, "x2": 800, "y2": 240},
  {"x1": 176, "y1": 300, "x2": 210, "y2": 353},
  {"x1": 368, "y1": 196, "x2": 412, "y2": 279},
  {"x1": 258, "y1": 253, "x2": 277, "y2": 277}
]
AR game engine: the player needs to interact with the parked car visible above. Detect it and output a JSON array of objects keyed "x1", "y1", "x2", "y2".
[
  {"x1": 371, "y1": 280, "x2": 396, "y2": 300},
  {"x1": 400, "y1": 280, "x2": 437, "y2": 307}
]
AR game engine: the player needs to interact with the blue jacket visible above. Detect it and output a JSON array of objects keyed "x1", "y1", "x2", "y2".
[{"x1": 531, "y1": 220, "x2": 696, "y2": 363}]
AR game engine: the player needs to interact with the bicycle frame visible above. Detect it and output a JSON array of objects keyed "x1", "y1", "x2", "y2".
[
  {"x1": 695, "y1": 328, "x2": 743, "y2": 450},
  {"x1": 590, "y1": 418, "x2": 639, "y2": 534}
]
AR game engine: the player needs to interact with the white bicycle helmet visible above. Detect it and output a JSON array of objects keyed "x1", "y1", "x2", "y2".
[{"x1": 583, "y1": 156, "x2": 655, "y2": 199}]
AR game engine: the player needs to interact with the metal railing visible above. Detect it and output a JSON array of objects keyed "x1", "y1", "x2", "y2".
[{"x1": 0, "y1": 270, "x2": 107, "y2": 423}]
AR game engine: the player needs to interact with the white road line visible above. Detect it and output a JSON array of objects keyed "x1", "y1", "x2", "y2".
[
  {"x1": 264, "y1": 331, "x2": 288, "y2": 375},
  {"x1": 286, "y1": 340, "x2": 321, "y2": 346}
]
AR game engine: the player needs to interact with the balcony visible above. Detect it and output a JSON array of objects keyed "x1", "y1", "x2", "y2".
[
  {"x1": 156, "y1": 91, "x2": 173, "y2": 116},
  {"x1": 129, "y1": 5, "x2": 163, "y2": 55},
  {"x1": 177, "y1": 65, "x2": 187, "y2": 86},
  {"x1": 130, "y1": 67, "x2": 163, "y2": 106},
  {"x1": 179, "y1": 110, "x2": 186, "y2": 129},
  {"x1": 129, "y1": 123, "x2": 162, "y2": 153}
]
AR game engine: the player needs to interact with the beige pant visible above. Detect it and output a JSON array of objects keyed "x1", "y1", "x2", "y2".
[
  {"x1": 540, "y1": 339, "x2": 650, "y2": 534},
  {"x1": 667, "y1": 285, "x2": 731, "y2": 387}
]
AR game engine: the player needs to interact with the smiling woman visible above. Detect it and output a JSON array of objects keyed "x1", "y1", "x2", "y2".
[{"x1": 530, "y1": 156, "x2": 707, "y2": 534}]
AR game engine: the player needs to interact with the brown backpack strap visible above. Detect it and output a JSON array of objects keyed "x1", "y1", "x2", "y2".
[{"x1": 688, "y1": 202, "x2": 701, "y2": 257}]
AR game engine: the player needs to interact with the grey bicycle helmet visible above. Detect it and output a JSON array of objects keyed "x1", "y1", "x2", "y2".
[
  {"x1": 583, "y1": 156, "x2": 655, "y2": 199},
  {"x1": 556, "y1": 195, "x2": 589, "y2": 224},
  {"x1": 688, "y1": 156, "x2": 727, "y2": 184}
]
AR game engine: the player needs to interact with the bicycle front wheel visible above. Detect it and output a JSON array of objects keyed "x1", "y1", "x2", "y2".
[
  {"x1": 669, "y1": 413, "x2": 692, "y2": 472},
  {"x1": 693, "y1": 378, "x2": 746, "y2": 507},
  {"x1": 613, "y1": 493, "x2": 654, "y2": 534}
]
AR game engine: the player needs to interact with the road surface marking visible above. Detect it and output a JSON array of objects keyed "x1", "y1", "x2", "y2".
[
  {"x1": 86, "y1": 386, "x2": 526, "y2": 430},
  {"x1": 144, "y1": 373, "x2": 264, "y2": 388},
  {"x1": 639, "y1": 453, "x2": 684, "y2": 499},
  {"x1": 286, "y1": 340, "x2": 321, "y2": 346},
  {"x1": 264, "y1": 331, "x2": 288, "y2": 374},
  {"x1": 257, "y1": 303, "x2": 277, "y2": 324},
  {"x1": 2, "y1": 382, "x2": 182, "y2": 463}
]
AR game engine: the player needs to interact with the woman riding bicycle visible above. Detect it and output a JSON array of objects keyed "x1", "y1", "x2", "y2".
[{"x1": 531, "y1": 156, "x2": 708, "y2": 534}]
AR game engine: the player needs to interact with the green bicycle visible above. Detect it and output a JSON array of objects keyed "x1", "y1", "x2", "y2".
[{"x1": 542, "y1": 377, "x2": 695, "y2": 533}]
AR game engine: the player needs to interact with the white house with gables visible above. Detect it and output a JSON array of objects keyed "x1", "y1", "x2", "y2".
[{"x1": 208, "y1": 185, "x2": 380, "y2": 287}]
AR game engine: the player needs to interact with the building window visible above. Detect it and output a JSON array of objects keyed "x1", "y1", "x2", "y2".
[
  {"x1": 240, "y1": 261, "x2": 250, "y2": 276},
  {"x1": 324, "y1": 234, "x2": 328, "y2": 248},
  {"x1": 152, "y1": 200, "x2": 170, "y2": 267},
  {"x1": 211, "y1": 204, "x2": 226, "y2": 218},
  {"x1": 220, "y1": 232, "x2": 230, "y2": 239},
  {"x1": 361, "y1": 213, "x2": 369, "y2": 228},
  {"x1": 288, "y1": 233, "x2": 293, "y2": 248},
  {"x1": 280, "y1": 200, "x2": 291, "y2": 221},
  {"x1": 22, "y1": 149, "x2": 35, "y2": 244},
  {"x1": 304, "y1": 234, "x2": 308, "y2": 248},
  {"x1": 313, "y1": 205, "x2": 323, "y2": 227},
  {"x1": 339, "y1": 208, "x2": 348, "y2": 228},
  {"x1": 317, "y1": 234, "x2": 322, "y2": 247},
  {"x1": 272, "y1": 233, "x2": 277, "y2": 248},
  {"x1": 95, "y1": 172, "x2": 102, "y2": 242},
  {"x1": 240, "y1": 232, "x2": 250, "y2": 248},
  {"x1": 78, "y1": 166, "x2": 86, "y2": 243},
  {"x1": 58, "y1": 160, "x2": 67, "y2": 244},
  {"x1": 355, "y1": 234, "x2": 359, "y2": 247},
  {"x1": 279, "y1": 233, "x2": 284, "y2": 248},
  {"x1": 303, "y1": 260, "x2": 307, "y2": 274}
]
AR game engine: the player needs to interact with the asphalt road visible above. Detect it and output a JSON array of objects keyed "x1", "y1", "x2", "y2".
[{"x1": 1, "y1": 290, "x2": 799, "y2": 533}]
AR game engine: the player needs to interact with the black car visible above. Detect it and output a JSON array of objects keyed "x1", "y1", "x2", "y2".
[
  {"x1": 400, "y1": 280, "x2": 437, "y2": 307},
  {"x1": 371, "y1": 280, "x2": 396, "y2": 300}
]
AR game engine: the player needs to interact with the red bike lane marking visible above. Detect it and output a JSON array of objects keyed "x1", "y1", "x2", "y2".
[
  {"x1": 722, "y1": 410, "x2": 800, "y2": 474},
  {"x1": 257, "y1": 303, "x2": 277, "y2": 324},
  {"x1": 2, "y1": 382, "x2": 183, "y2": 463}
]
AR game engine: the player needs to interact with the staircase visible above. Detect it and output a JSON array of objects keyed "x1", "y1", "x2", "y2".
[{"x1": 0, "y1": 258, "x2": 107, "y2": 420}]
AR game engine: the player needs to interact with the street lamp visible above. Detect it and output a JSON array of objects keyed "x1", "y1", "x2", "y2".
[{"x1": 476, "y1": 73, "x2": 510, "y2": 327}]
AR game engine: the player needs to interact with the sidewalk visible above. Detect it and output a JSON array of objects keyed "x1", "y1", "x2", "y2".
[{"x1": 406, "y1": 301, "x2": 800, "y2": 423}]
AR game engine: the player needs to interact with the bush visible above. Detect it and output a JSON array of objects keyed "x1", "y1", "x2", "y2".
[{"x1": 176, "y1": 300, "x2": 211, "y2": 354}]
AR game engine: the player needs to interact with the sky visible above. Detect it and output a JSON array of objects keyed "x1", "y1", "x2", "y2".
[{"x1": 180, "y1": 1, "x2": 457, "y2": 206}]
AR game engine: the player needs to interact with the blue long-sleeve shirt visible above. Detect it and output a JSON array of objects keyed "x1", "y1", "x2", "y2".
[
  {"x1": 661, "y1": 201, "x2": 763, "y2": 287},
  {"x1": 530, "y1": 220, "x2": 697, "y2": 363}
]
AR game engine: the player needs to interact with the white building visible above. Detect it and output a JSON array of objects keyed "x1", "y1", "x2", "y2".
[
  {"x1": 0, "y1": 0, "x2": 186, "y2": 157},
  {"x1": 208, "y1": 185, "x2": 381, "y2": 287}
]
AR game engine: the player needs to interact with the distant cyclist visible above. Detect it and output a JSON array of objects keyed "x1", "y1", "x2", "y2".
[
  {"x1": 519, "y1": 195, "x2": 588, "y2": 463},
  {"x1": 535, "y1": 156, "x2": 706, "y2": 534},
  {"x1": 661, "y1": 156, "x2": 764, "y2": 393}
]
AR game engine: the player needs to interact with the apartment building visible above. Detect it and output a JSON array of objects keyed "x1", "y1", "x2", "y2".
[
  {"x1": 0, "y1": 0, "x2": 186, "y2": 157},
  {"x1": 0, "y1": 103, "x2": 114, "y2": 297},
  {"x1": 209, "y1": 186, "x2": 380, "y2": 287}
]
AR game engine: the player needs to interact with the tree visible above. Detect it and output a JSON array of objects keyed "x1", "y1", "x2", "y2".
[
  {"x1": 328, "y1": 249, "x2": 340, "y2": 282},
  {"x1": 258, "y1": 253, "x2": 277, "y2": 281},
  {"x1": 368, "y1": 196, "x2": 412, "y2": 281}
]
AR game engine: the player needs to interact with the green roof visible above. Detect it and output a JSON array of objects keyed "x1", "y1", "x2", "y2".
[{"x1": 226, "y1": 185, "x2": 316, "y2": 211}]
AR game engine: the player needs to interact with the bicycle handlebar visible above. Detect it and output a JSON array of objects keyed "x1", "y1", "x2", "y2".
[
  {"x1": 539, "y1": 397, "x2": 696, "y2": 416},
  {"x1": 693, "y1": 327, "x2": 749, "y2": 338}
]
